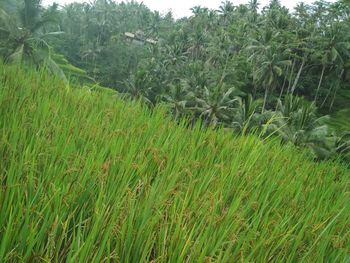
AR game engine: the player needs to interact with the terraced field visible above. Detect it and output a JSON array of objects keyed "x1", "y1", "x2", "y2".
[{"x1": 0, "y1": 65, "x2": 349, "y2": 262}]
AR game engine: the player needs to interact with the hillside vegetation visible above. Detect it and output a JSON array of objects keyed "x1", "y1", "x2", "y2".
[
  {"x1": 327, "y1": 90, "x2": 350, "y2": 133},
  {"x1": 0, "y1": 65, "x2": 349, "y2": 262},
  {"x1": 1, "y1": 0, "x2": 349, "y2": 161}
]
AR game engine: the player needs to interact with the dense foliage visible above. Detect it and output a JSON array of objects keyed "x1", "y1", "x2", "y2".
[
  {"x1": 0, "y1": 0, "x2": 87, "y2": 81},
  {"x1": 2, "y1": 0, "x2": 349, "y2": 160},
  {"x1": 0, "y1": 64, "x2": 349, "y2": 262}
]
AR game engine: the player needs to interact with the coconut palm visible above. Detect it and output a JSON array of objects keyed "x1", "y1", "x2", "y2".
[
  {"x1": 271, "y1": 95, "x2": 335, "y2": 159},
  {"x1": 251, "y1": 44, "x2": 291, "y2": 112},
  {"x1": 193, "y1": 85, "x2": 242, "y2": 126},
  {"x1": 0, "y1": 0, "x2": 77, "y2": 81},
  {"x1": 161, "y1": 81, "x2": 195, "y2": 119},
  {"x1": 312, "y1": 21, "x2": 349, "y2": 104},
  {"x1": 248, "y1": 0, "x2": 259, "y2": 14},
  {"x1": 122, "y1": 71, "x2": 153, "y2": 105},
  {"x1": 231, "y1": 94, "x2": 268, "y2": 134},
  {"x1": 217, "y1": 1, "x2": 235, "y2": 25}
]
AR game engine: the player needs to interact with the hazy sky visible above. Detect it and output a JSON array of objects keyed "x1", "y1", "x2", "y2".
[{"x1": 42, "y1": 0, "x2": 326, "y2": 18}]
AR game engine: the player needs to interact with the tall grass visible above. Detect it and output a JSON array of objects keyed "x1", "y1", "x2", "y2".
[{"x1": 0, "y1": 64, "x2": 349, "y2": 262}]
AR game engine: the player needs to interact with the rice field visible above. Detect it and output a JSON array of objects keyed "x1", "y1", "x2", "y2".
[{"x1": 0, "y1": 64, "x2": 349, "y2": 262}]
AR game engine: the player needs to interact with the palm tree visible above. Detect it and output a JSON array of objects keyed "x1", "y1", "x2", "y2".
[
  {"x1": 231, "y1": 94, "x2": 267, "y2": 134},
  {"x1": 145, "y1": 11, "x2": 161, "y2": 37},
  {"x1": 193, "y1": 85, "x2": 241, "y2": 126},
  {"x1": 162, "y1": 43, "x2": 188, "y2": 68},
  {"x1": 190, "y1": 6, "x2": 209, "y2": 17},
  {"x1": 217, "y1": 1, "x2": 235, "y2": 25},
  {"x1": 0, "y1": 0, "x2": 72, "y2": 81},
  {"x1": 271, "y1": 95, "x2": 335, "y2": 159},
  {"x1": 161, "y1": 81, "x2": 195, "y2": 119},
  {"x1": 248, "y1": 0, "x2": 259, "y2": 14},
  {"x1": 187, "y1": 27, "x2": 207, "y2": 60},
  {"x1": 81, "y1": 42, "x2": 102, "y2": 78},
  {"x1": 251, "y1": 44, "x2": 291, "y2": 112},
  {"x1": 312, "y1": 21, "x2": 348, "y2": 104},
  {"x1": 122, "y1": 72, "x2": 153, "y2": 105}
]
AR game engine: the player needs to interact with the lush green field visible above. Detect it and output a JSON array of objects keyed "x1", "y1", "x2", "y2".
[{"x1": 0, "y1": 65, "x2": 349, "y2": 262}]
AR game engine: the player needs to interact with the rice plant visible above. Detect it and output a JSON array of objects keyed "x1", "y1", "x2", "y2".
[{"x1": 0, "y1": 64, "x2": 349, "y2": 262}]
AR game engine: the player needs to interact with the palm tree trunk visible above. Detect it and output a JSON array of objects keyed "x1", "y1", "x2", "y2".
[
  {"x1": 262, "y1": 87, "x2": 268, "y2": 113},
  {"x1": 279, "y1": 67, "x2": 289, "y2": 100},
  {"x1": 219, "y1": 54, "x2": 230, "y2": 86},
  {"x1": 253, "y1": 83, "x2": 257, "y2": 98},
  {"x1": 314, "y1": 64, "x2": 326, "y2": 103},
  {"x1": 287, "y1": 59, "x2": 295, "y2": 95},
  {"x1": 329, "y1": 69, "x2": 344, "y2": 111},
  {"x1": 320, "y1": 85, "x2": 333, "y2": 108},
  {"x1": 174, "y1": 107, "x2": 180, "y2": 120},
  {"x1": 290, "y1": 56, "x2": 306, "y2": 95},
  {"x1": 207, "y1": 111, "x2": 214, "y2": 126},
  {"x1": 277, "y1": 68, "x2": 289, "y2": 110},
  {"x1": 329, "y1": 87, "x2": 338, "y2": 111}
]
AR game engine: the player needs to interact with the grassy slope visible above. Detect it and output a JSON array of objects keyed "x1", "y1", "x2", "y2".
[{"x1": 0, "y1": 65, "x2": 349, "y2": 262}]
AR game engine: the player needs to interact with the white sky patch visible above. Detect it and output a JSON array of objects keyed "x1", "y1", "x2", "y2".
[{"x1": 42, "y1": 0, "x2": 334, "y2": 18}]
